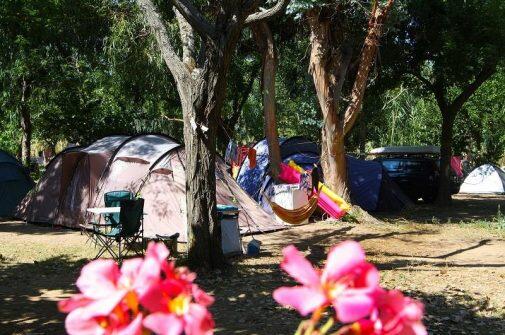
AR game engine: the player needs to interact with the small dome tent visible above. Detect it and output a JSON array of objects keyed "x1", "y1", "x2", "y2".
[
  {"x1": 460, "y1": 164, "x2": 505, "y2": 194},
  {"x1": 236, "y1": 137, "x2": 411, "y2": 213},
  {"x1": 0, "y1": 150, "x2": 34, "y2": 217}
]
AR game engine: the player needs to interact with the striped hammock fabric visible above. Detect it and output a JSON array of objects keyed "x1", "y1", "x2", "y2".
[{"x1": 267, "y1": 193, "x2": 319, "y2": 225}]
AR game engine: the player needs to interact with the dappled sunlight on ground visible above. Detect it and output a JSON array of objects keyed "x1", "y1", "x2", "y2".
[{"x1": 0, "y1": 194, "x2": 504, "y2": 334}]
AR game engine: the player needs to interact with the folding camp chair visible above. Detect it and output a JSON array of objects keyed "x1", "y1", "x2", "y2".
[
  {"x1": 104, "y1": 190, "x2": 134, "y2": 226},
  {"x1": 92, "y1": 198, "x2": 145, "y2": 263}
]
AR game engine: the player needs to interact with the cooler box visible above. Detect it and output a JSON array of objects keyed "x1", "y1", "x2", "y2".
[
  {"x1": 273, "y1": 184, "x2": 309, "y2": 225},
  {"x1": 217, "y1": 204, "x2": 243, "y2": 256}
]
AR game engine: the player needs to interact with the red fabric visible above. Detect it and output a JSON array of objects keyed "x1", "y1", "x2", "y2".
[
  {"x1": 248, "y1": 148, "x2": 257, "y2": 168},
  {"x1": 451, "y1": 156, "x2": 463, "y2": 178},
  {"x1": 237, "y1": 146, "x2": 249, "y2": 167}
]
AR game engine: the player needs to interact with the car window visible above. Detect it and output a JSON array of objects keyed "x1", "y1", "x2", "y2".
[{"x1": 403, "y1": 160, "x2": 433, "y2": 173}]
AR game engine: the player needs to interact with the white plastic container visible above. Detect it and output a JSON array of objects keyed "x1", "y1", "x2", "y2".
[{"x1": 273, "y1": 184, "x2": 309, "y2": 225}]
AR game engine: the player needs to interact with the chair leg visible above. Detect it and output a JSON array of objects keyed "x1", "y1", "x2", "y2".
[{"x1": 118, "y1": 238, "x2": 122, "y2": 265}]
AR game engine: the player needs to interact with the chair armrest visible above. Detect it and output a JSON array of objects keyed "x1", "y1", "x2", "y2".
[{"x1": 90, "y1": 222, "x2": 118, "y2": 228}]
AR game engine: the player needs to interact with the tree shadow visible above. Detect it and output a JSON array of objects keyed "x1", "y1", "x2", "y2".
[
  {"x1": 0, "y1": 255, "x2": 85, "y2": 334},
  {"x1": 199, "y1": 260, "x2": 505, "y2": 335},
  {"x1": 379, "y1": 194, "x2": 505, "y2": 224},
  {"x1": 0, "y1": 220, "x2": 79, "y2": 236}
]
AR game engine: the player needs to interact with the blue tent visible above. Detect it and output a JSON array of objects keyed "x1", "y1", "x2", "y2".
[
  {"x1": 236, "y1": 137, "x2": 411, "y2": 213},
  {"x1": 0, "y1": 150, "x2": 34, "y2": 217}
]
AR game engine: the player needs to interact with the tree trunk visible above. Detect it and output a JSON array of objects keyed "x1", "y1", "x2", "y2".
[
  {"x1": 183, "y1": 48, "x2": 230, "y2": 269},
  {"x1": 307, "y1": 2, "x2": 394, "y2": 199},
  {"x1": 252, "y1": 22, "x2": 282, "y2": 179},
  {"x1": 436, "y1": 110, "x2": 455, "y2": 206},
  {"x1": 431, "y1": 65, "x2": 496, "y2": 207},
  {"x1": 182, "y1": 98, "x2": 222, "y2": 269},
  {"x1": 20, "y1": 79, "x2": 31, "y2": 167},
  {"x1": 307, "y1": 10, "x2": 350, "y2": 198},
  {"x1": 137, "y1": 0, "x2": 290, "y2": 269}
]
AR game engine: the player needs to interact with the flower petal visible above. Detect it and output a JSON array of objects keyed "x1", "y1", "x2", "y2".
[
  {"x1": 192, "y1": 285, "x2": 214, "y2": 307},
  {"x1": 145, "y1": 241, "x2": 170, "y2": 262},
  {"x1": 334, "y1": 290, "x2": 376, "y2": 323},
  {"x1": 65, "y1": 309, "x2": 104, "y2": 335},
  {"x1": 76, "y1": 259, "x2": 120, "y2": 299},
  {"x1": 323, "y1": 241, "x2": 366, "y2": 282},
  {"x1": 273, "y1": 286, "x2": 326, "y2": 316},
  {"x1": 79, "y1": 291, "x2": 127, "y2": 319},
  {"x1": 280, "y1": 245, "x2": 320, "y2": 286},
  {"x1": 184, "y1": 304, "x2": 215, "y2": 335},
  {"x1": 58, "y1": 294, "x2": 92, "y2": 313},
  {"x1": 143, "y1": 312, "x2": 184, "y2": 335},
  {"x1": 117, "y1": 313, "x2": 143, "y2": 335}
]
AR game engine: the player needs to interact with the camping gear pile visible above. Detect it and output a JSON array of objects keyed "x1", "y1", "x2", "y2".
[
  {"x1": 236, "y1": 137, "x2": 412, "y2": 216},
  {"x1": 16, "y1": 134, "x2": 285, "y2": 242}
]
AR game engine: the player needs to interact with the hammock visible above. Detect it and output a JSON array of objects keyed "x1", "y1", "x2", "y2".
[{"x1": 266, "y1": 192, "x2": 320, "y2": 225}]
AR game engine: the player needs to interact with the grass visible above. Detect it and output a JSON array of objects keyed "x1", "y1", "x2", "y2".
[{"x1": 460, "y1": 205, "x2": 505, "y2": 233}]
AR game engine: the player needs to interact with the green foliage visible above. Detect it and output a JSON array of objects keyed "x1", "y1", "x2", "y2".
[
  {"x1": 0, "y1": 0, "x2": 503, "y2": 166},
  {"x1": 453, "y1": 70, "x2": 505, "y2": 164}
]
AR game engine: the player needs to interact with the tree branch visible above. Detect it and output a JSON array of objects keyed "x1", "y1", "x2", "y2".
[
  {"x1": 449, "y1": 63, "x2": 497, "y2": 114},
  {"x1": 170, "y1": 0, "x2": 216, "y2": 40},
  {"x1": 408, "y1": 70, "x2": 434, "y2": 91},
  {"x1": 245, "y1": 0, "x2": 290, "y2": 25},
  {"x1": 137, "y1": 0, "x2": 189, "y2": 82},
  {"x1": 343, "y1": 0, "x2": 395, "y2": 135}
]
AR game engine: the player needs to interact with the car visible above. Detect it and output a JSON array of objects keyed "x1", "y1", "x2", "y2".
[
  {"x1": 376, "y1": 157, "x2": 439, "y2": 203},
  {"x1": 370, "y1": 146, "x2": 462, "y2": 203}
]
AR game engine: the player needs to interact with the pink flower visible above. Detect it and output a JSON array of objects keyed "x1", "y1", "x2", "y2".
[
  {"x1": 65, "y1": 297, "x2": 144, "y2": 335},
  {"x1": 339, "y1": 290, "x2": 427, "y2": 335},
  {"x1": 273, "y1": 241, "x2": 380, "y2": 323},
  {"x1": 141, "y1": 265, "x2": 214, "y2": 335},
  {"x1": 372, "y1": 290, "x2": 427, "y2": 335},
  {"x1": 59, "y1": 242, "x2": 170, "y2": 335}
]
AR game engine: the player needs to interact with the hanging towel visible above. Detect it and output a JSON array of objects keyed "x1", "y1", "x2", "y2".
[
  {"x1": 248, "y1": 148, "x2": 257, "y2": 168},
  {"x1": 237, "y1": 146, "x2": 249, "y2": 166}
]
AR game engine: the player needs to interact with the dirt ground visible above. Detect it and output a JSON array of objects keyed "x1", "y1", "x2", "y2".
[{"x1": 0, "y1": 194, "x2": 504, "y2": 335}]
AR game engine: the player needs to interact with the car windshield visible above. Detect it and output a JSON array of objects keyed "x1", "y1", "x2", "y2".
[{"x1": 380, "y1": 159, "x2": 433, "y2": 173}]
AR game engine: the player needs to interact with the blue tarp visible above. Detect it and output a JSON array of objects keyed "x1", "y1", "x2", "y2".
[
  {"x1": 236, "y1": 137, "x2": 409, "y2": 213},
  {"x1": 0, "y1": 150, "x2": 34, "y2": 217},
  {"x1": 346, "y1": 155, "x2": 383, "y2": 212}
]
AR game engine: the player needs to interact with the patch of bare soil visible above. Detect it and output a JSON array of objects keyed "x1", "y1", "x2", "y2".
[{"x1": 0, "y1": 194, "x2": 504, "y2": 335}]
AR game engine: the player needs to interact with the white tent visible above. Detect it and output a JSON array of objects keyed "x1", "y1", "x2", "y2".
[{"x1": 460, "y1": 164, "x2": 505, "y2": 194}]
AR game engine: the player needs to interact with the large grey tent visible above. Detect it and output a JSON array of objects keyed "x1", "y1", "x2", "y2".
[
  {"x1": 0, "y1": 150, "x2": 34, "y2": 217},
  {"x1": 16, "y1": 134, "x2": 283, "y2": 241}
]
